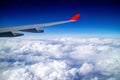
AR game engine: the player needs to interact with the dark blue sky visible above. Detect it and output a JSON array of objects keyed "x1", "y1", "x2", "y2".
[{"x1": 0, "y1": 0, "x2": 120, "y2": 37}]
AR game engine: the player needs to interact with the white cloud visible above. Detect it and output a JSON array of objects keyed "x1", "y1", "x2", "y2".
[
  {"x1": 0, "y1": 37, "x2": 120, "y2": 80},
  {"x1": 79, "y1": 63, "x2": 93, "y2": 75}
]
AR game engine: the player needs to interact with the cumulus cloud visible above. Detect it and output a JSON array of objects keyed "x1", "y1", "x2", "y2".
[
  {"x1": 0, "y1": 37, "x2": 120, "y2": 80},
  {"x1": 79, "y1": 63, "x2": 93, "y2": 75}
]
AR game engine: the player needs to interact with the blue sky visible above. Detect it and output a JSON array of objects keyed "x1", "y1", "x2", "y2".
[{"x1": 0, "y1": 0, "x2": 120, "y2": 37}]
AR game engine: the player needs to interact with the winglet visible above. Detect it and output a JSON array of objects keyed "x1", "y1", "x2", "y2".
[{"x1": 70, "y1": 14, "x2": 80, "y2": 21}]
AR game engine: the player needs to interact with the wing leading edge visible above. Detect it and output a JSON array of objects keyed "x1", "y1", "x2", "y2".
[{"x1": 0, "y1": 14, "x2": 80, "y2": 37}]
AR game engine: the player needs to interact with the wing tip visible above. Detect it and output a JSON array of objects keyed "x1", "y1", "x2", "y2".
[{"x1": 70, "y1": 13, "x2": 80, "y2": 21}]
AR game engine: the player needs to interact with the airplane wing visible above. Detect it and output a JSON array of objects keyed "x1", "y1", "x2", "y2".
[{"x1": 0, "y1": 14, "x2": 80, "y2": 37}]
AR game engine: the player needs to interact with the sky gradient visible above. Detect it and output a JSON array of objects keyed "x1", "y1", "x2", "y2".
[{"x1": 0, "y1": 0, "x2": 120, "y2": 37}]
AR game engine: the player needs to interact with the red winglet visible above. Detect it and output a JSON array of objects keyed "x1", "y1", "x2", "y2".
[{"x1": 70, "y1": 14, "x2": 80, "y2": 21}]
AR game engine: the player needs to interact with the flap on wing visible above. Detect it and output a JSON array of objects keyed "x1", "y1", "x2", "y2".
[
  {"x1": 0, "y1": 32, "x2": 24, "y2": 37},
  {"x1": 20, "y1": 28, "x2": 44, "y2": 33}
]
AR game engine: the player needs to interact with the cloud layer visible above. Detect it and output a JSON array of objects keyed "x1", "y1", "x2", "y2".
[{"x1": 0, "y1": 37, "x2": 120, "y2": 80}]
